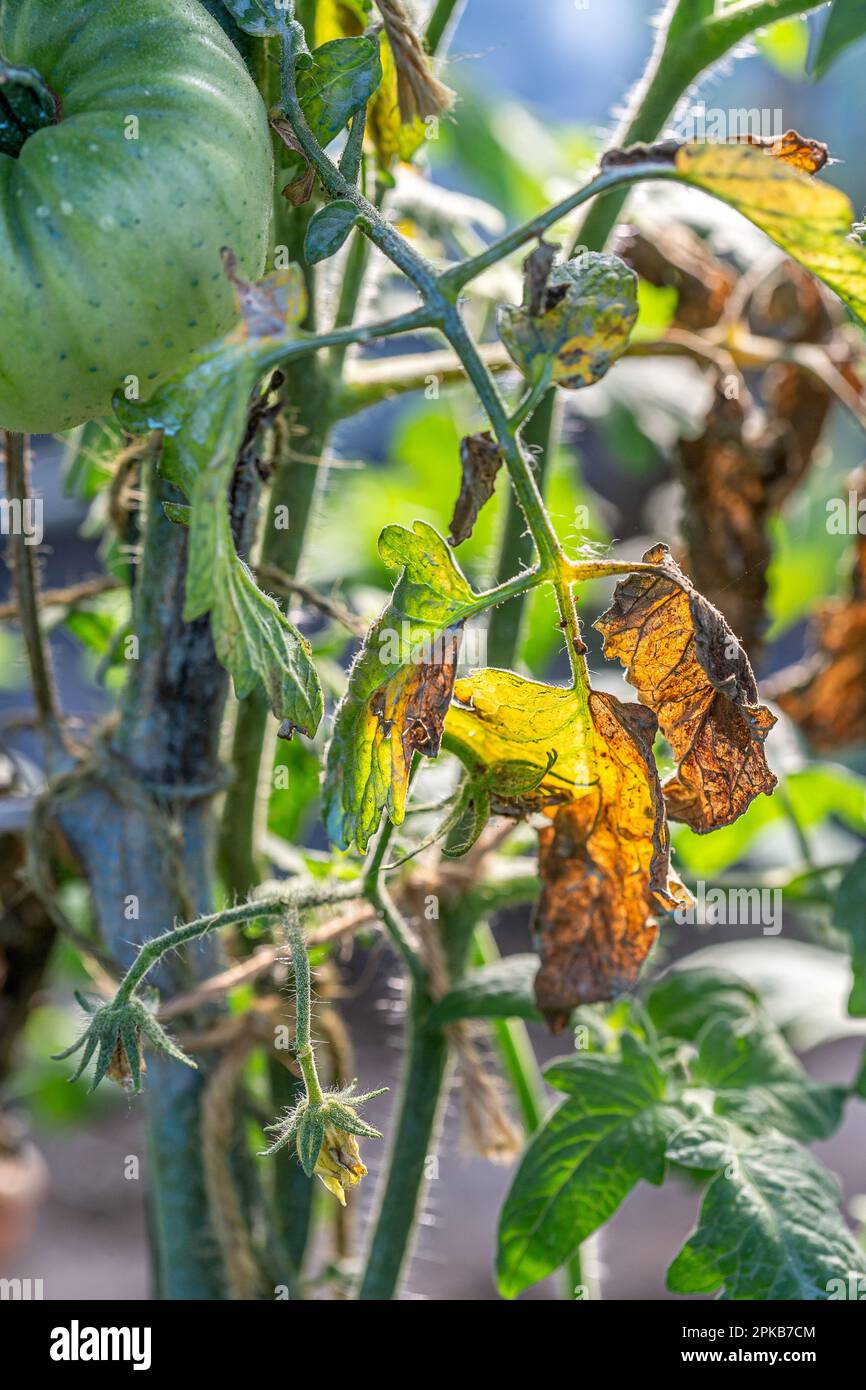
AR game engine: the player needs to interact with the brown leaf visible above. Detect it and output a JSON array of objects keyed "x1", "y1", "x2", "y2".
[
  {"x1": 613, "y1": 222, "x2": 735, "y2": 331},
  {"x1": 737, "y1": 128, "x2": 830, "y2": 175},
  {"x1": 448, "y1": 431, "x2": 503, "y2": 545},
  {"x1": 522, "y1": 239, "x2": 558, "y2": 317},
  {"x1": 595, "y1": 544, "x2": 777, "y2": 832},
  {"x1": 534, "y1": 692, "x2": 688, "y2": 1030},
  {"x1": 270, "y1": 114, "x2": 316, "y2": 207},
  {"x1": 774, "y1": 469, "x2": 866, "y2": 750}
]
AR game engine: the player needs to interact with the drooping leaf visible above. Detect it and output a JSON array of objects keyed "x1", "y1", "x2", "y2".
[
  {"x1": 444, "y1": 669, "x2": 690, "y2": 1028},
  {"x1": 116, "y1": 259, "x2": 321, "y2": 733},
  {"x1": 775, "y1": 468, "x2": 866, "y2": 750},
  {"x1": 672, "y1": 141, "x2": 866, "y2": 326},
  {"x1": 497, "y1": 1035, "x2": 686, "y2": 1298},
  {"x1": 667, "y1": 1121, "x2": 866, "y2": 1299},
  {"x1": 614, "y1": 221, "x2": 735, "y2": 331},
  {"x1": 812, "y1": 0, "x2": 866, "y2": 78},
  {"x1": 832, "y1": 849, "x2": 866, "y2": 1016},
  {"x1": 595, "y1": 543, "x2": 777, "y2": 832},
  {"x1": 448, "y1": 431, "x2": 503, "y2": 545},
  {"x1": 497, "y1": 251, "x2": 638, "y2": 390},
  {"x1": 304, "y1": 199, "x2": 360, "y2": 264},
  {"x1": 323, "y1": 521, "x2": 480, "y2": 852},
  {"x1": 429, "y1": 954, "x2": 540, "y2": 1027},
  {"x1": 691, "y1": 1015, "x2": 847, "y2": 1142}
]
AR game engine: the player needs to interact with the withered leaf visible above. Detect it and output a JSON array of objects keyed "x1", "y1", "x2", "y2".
[
  {"x1": 271, "y1": 114, "x2": 317, "y2": 207},
  {"x1": 448, "y1": 431, "x2": 503, "y2": 545},
  {"x1": 523, "y1": 239, "x2": 559, "y2": 317},
  {"x1": 775, "y1": 469, "x2": 866, "y2": 750},
  {"x1": 613, "y1": 222, "x2": 735, "y2": 332},
  {"x1": 444, "y1": 670, "x2": 689, "y2": 1029},
  {"x1": 736, "y1": 128, "x2": 830, "y2": 175},
  {"x1": 595, "y1": 544, "x2": 777, "y2": 833}
]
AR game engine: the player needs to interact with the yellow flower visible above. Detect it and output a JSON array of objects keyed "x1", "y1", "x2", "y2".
[{"x1": 311, "y1": 1123, "x2": 368, "y2": 1206}]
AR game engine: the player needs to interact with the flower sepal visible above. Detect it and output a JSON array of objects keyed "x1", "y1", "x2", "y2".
[{"x1": 52, "y1": 991, "x2": 195, "y2": 1095}]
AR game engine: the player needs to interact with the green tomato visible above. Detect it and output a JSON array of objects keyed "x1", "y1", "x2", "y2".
[{"x1": 0, "y1": 0, "x2": 273, "y2": 433}]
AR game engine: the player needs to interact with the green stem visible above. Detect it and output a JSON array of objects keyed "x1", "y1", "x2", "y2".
[{"x1": 425, "y1": 0, "x2": 465, "y2": 54}]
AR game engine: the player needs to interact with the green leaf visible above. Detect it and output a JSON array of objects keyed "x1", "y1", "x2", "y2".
[
  {"x1": 692, "y1": 1015, "x2": 847, "y2": 1142},
  {"x1": 297, "y1": 37, "x2": 383, "y2": 149},
  {"x1": 812, "y1": 0, "x2": 866, "y2": 78},
  {"x1": 833, "y1": 849, "x2": 866, "y2": 1015},
  {"x1": 323, "y1": 520, "x2": 478, "y2": 852},
  {"x1": 118, "y1": 262, "x2": 320, "y2": 733},
  {"x1": 667, "y1": 1124, "x2": 866, "y2": 1299},
  {"x1": 220, "y1": 0, "x2": 293, "y2": 36},
  {"x1": 304, "y1": 199, "x2": 359, "y2": 264},
  {"x1": 496, "y1": 1035, "x2": 685, "y2": 1298},
  {"x1": 497, "y1": 252, "x2": 638, "y2": 390},
  {"x1": 429, "y1": 954, "x2": 541, "y2": 1027},
  {"x1": 647, "y1": 966, "x2": 760, "y2": 1041}
]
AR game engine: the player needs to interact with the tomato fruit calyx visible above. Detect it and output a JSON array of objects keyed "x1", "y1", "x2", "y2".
[{"x1": 0, "y1": 59, "x2": 60, "y2": 158}]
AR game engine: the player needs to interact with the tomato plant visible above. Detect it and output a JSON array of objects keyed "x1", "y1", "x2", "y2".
[{"x1": 3, "y1": 0, "x2": 866, "y2": 1315}]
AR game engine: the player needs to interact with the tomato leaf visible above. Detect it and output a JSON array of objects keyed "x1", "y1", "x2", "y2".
[
  {"x1": 323, "y1": 520, "x2": 479, "y2": 853},
  {"x1": 497, "y1": 1035, "x2": 686, "y2": 1298},
  {"x1": 595, "y1": 543, "x2": 777, "y2": 833},
  {"x1": 691, "y1": 1015, "x2": 847, "y2": 1142},
  {"x1": 428, "y1": 955, "x2": 541, "y2": 1027},
  {"x1": 445, "y1": 670, "x2": 690, "y2": 1027},
  {"x1": 297, "y1": 37, "x2": 383, "y2": 148},
  {"x1": 304, "y1": 198, "x2": 360, "y2": 264},
  {"x1": 448, "y1": 431, "x2": 503, "y2": 546},
  {"x1": 667, "y1": 1123, "x2": 865, "y2": 1299},
  {"x1": 220, "y1": 0, "x2": 293, "y2": 35},
  {"x1": 647, "y1": 966, "x2": 760, "y2": 1041},
  {"x1": 497, "y1": 250, "x2": 638, "y2": 389},
  {"x1": 811, "y1": 0, "x2": 866, "y2": 78},
  {"x1": 672, "y1": 142, "x2": 866, "y2": 326}
]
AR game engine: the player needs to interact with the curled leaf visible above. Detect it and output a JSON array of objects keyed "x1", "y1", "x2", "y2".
[
  {"x1": 445, "y1": 670, "x2": 689, "y2": 1029},
  {"x1": 449, "y1": 431, "x2": 503, "y2": 545},
  {"x1": 595, "y1": 544, "x2": 777, "y2": 832},
  {"x1": 735, "y1": 127, "x2": 830, "y2": 174},
  {"x1": 497, "y1": 251, "x2": 638, "y2": 390},
  {"x1": 613, "y1": 222, "x2": 735, "y2": 331}
]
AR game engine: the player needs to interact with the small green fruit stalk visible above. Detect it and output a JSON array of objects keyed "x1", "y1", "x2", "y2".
[{"x1": 261, "y1": 917, "x2": 386, "y2": 1205}]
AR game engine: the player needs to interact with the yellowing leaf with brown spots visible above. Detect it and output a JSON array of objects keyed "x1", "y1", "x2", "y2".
[
  {"x1": 444, "y1": 669, "x2": 689, "y2": 1029},
  {"x1": 323, "y1": 521, "x2": 479, "y2": 852},
  {"x1": 674, "y1": 142, "x2": 866, "y2": 326},
  {"x1": 595, "y1": 544, "x2": 777, "y2": 833}
]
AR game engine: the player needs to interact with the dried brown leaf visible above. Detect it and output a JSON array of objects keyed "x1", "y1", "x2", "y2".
[
  {"x1": 448, "y1": 431, "x2": 503, "y2": 545},
  {"x1": 595, "y1": 544, "x2": 777, "y2": 832},
  {"x1": 613, "y1": 223, "x2": 735, "y2": 331}
]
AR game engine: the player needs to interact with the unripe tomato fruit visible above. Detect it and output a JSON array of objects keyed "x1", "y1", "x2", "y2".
[{"x1": 0, "y1": 0, "x2": 273, "y2": 433}]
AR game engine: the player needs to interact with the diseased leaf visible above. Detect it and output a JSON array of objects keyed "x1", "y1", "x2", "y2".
[
  {"x1": 304, "y1": 199, "x2": 359, "y2": 265},
  {"x1": 672, "y1": 141, "x2": 866, "y2": 327},
  {"x1": 812, "y1": 0, "x2": 866, "y2": 78},
  {"x1": 735, "y1": 127, "x2": 829, "y2": 174},
  {"x1": 444, "y1": 669, "x2": 690, "y2": 1028},
  {"x1": 323, "y1": 521, "x2": 480, "y2": 852},
  {"x1": 595, "y1": 543, "x2": 777, "y2": 833},
  {"x1": 614, "y1": 222, "x2": 735, "y2": 331},
  {"x1": 667, "y1": 1123, "x2": 865, "y2": 1299},
  {"x1": 497, "y1": 1035, "x2": 686, "y2": 1298},
  {"x1": 692, "y1": 1015, "x2": 847, "y2": 1142},
  {"x1": 448, "y1": 431, "x2": 503, "y2": 545},
  {"x1": 497, "y1": 251, "x2": 638, "y2": 390},
  {"x1": 775, "y1": 468, "x2": 866, "y2": 750},
  {"x1": 367, "y1": 31, "x2": 427, "y2": 170},
  {"x1": 429, "y1": 954, "x2": 540, "y2": 1027}
]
